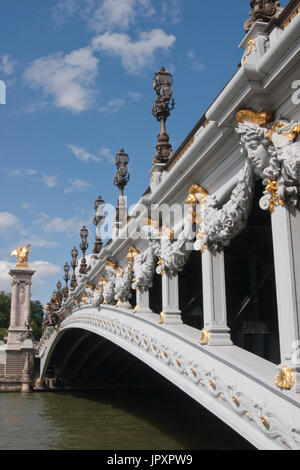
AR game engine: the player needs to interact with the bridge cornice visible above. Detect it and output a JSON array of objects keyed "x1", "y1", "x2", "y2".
[{"x1": 39, "y1": 305, "x2": 300, "y2": 451}]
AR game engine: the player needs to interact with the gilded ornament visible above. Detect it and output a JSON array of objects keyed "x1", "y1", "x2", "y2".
[
  {"x1": 243, "y1": 39, "x2": 257, "y2": 64},
  {"x1": 186, "y1": 184, "x2": 208, "y2": 206},
  {"x1": 106, "y1": 259, "x2": 118, "y2": 269},
  {"x1": 199, "y1": 329, "x2": 210, "y2": 345},
  {"x1": 261, "y1": 417, "x2": 270, "y2": 430},
  {"x1": 232, "y1": 396, "x2": 240, "y2": 407},
  {"x1": 11, "y1": 244, "x2": 31, "y2": 267},
  {"x1": 265, "y1": 179, "x2": 285, "y2": 213},
  {"x1": 236, "y1": 109, "x2": 272, "y2": 126},
  {"x1": 283, "y1": 5, "x2": 300, "y2": 29},
  {"x1": 159, "y1": 312, "x2": 166, "y2": 324},
  {"x1": 275, "y1": 366, "x2": 295, "y2": 390}
]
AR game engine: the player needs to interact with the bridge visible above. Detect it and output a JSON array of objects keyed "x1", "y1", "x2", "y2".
[{"x1": 28, "y1": 0, "x2": 300, "y2": 451}]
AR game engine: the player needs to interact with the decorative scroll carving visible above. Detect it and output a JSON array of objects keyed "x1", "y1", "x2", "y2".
[
  {"x1": 194, "y1": 161, "x2": 255, "y2": 253},
  {"x1": 236, "y1": 110, "x2": 300, "y2": 211}
]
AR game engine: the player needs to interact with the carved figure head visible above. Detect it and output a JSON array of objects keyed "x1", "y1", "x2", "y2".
[{"x1": 236, "y1": 110, "x2": 281, "y2": 180}]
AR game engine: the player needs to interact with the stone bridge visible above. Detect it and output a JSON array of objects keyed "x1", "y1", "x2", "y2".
[{"x1": 38, "y1": 1, "x2": 300, "y2": 451}]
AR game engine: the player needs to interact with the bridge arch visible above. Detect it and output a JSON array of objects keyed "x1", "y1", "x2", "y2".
[{"x1": 38, "y1": 305, "x2": 300, "y2": 451}]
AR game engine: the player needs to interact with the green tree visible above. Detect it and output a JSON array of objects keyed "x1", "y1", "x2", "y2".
[{"x1": 0, "y1": 291, "x2": 44, "y2": 342}]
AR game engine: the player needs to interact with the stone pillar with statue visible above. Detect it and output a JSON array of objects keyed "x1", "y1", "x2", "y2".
[{"x1": 2, "y1": 245, "x2": 36, "y2": 392}]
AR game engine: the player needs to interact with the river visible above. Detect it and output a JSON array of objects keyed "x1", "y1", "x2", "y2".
[{"x1": 0, "y1": 389, "x2": 254, "y2": 450}]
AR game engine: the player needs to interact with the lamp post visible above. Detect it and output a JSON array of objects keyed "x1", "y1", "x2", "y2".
[
  {"x1": 114, "y1": 149, "x2": 129, "y2": 232},
  {"x1": 244, "y1": 1, "x2": 282, "y2": 32},
  {"x1": 70, "y1": 246, "x2": 78, "y2": 290},
  {"x1": 56, "y1": 280, "x2": 63, "y2": 306},
  {"x1": 63, "y1": 262, "x2": 70, "y2": 299},
  {"x1": 79, "y1": 226, "x2": 89, "y2": 275},
  {"x1": 93, "y1": 196, "x2": 105, "y2": 255},
  {"x1": 152, "y1": 66, "x2": 175, "y2": 165}
]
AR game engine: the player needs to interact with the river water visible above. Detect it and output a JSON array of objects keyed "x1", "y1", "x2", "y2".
[{"x1": 0, "y1": 389, "x2": 253, "y2": 450}]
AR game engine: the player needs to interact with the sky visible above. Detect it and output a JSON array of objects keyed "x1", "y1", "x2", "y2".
[{"x1": 0, "y1": 0, "x2": 289, "y2": 306}]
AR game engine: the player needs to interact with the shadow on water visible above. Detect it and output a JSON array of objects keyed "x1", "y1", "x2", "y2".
[
  {"x1": 42, "y1": 388, "x2": 255, "y2": 451},
  {"x1": 0, "y1": 387, "x2": 255, "y2": 450}
]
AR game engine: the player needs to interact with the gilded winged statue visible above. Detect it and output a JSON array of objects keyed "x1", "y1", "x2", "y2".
[{"x1": 11, "y1": 244, "x2": 31, "y2": 267}]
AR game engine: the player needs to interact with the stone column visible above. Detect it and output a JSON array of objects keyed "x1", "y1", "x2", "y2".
[
  {"x1": 271, "y1": 206, "x2": 300, "y2": 362},
  {"x1": 7, "y1": 268, "x2": 35, "y2": 345},
  {"x1": 201, "y1": 249, "x2": 232, "y2": 346},
  {"x1": 160, "y1": 273, "x2": 183, "y2": 325},
  {"x1": 135, "y1": 289, "x2": 153, "y2": 315},
  {"x1": 5, "y1": 267, "x2": 35, "y2": 389}
]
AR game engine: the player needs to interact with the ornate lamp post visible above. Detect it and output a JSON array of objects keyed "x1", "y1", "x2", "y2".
[
  {"x1": 152, "y1": 66, "x2": 175, "y2": 165},
  {"x1": 114, "y1": 149, "x2": 129, "y2": 231},
  {"x1": 63, "y1": 262, "x2": 70, "y2": 299},
  {"x1": 79, "y1": 226, "x2": 89, "y2": 275},
  {"x1": 56, "y1": 280, "x2": 63, "y2": 306},
  {"x1": 70, "y1": 246, "x2": 78, "y2": 290},
  {"x1": 93, "y1": 196, "x2": 105, "y2": 255},
  {"x1": 244, "y1": 1, "x2": 282, "y2": 32}
]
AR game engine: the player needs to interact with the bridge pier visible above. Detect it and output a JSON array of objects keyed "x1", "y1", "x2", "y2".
[{"x1": 0, "y1": 267, "x2": 36, "y2": 392}]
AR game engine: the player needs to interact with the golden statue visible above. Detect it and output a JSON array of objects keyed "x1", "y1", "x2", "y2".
[{"x1": 10, "y1": 244, "x2": 31, "y2": 267}]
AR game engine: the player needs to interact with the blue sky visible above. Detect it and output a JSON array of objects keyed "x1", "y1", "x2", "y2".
[{"x1": 0, "y1": 0, "x2": 289, "y2": 305}]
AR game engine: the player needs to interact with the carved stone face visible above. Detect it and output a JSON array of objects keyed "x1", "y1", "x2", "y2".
[{"x1": 243, "y1": 138, "x2": 270, "y2": 173}]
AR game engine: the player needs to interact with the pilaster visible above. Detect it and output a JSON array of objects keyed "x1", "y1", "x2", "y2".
[
  {"x1": 160, "y1": 273, "x2": 183, "y2": 325},
  {"x1": 201, "y1": 249, "x2": 232, "y2": 346}
]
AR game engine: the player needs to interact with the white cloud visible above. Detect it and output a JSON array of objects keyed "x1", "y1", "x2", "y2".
[
  {"x1": 0, "y1": 260, "x2": 60, "y2": 292},
  {"x1": 187, "y1": 50, "x2": 206, "y2": 72},
  {"x1": 99, "y1": 97, "x2": 125, "y2": 113},
  {"x1": 128, "y1": 91, "x2": 142, "y2": 102},
  {"x1": 24, "y1": 46, "x2": 99, "y2": 113},
  {"x1": 0, "y1": 54, "x2": 17, "y2": 75},
  {"x1": 42, "y1": 174, "x2": 59, "y2": 188},
  {"x1": 5, "y1": 168, "x2": 59, "y2": 189},
  {"x1": 52, "y1": 0, "x2": 156, "y2": 32},
  {"x1": 6, "y1": 168, "x2": 38, "y2": 178},
  {"x1": 0, "y1": 213, "x2": 19, "y2": 234},
  {"x1": 34, "y1": 212, "x2": 89, "y2": 235},
  {"x1": 92, "y1": 29, "x2": 175, "y2": 74},
  {"x1": 68, "y1": 144, "x2": 101, "y2": 163},
  {"x1": 99, "y1": 147, "x2": 114, "y2": 162},
  {"x1": 90, "y1": 0, "x2": 155, "y2": 32},
  {"x1": 161, "y1": 0, "x2": 182, "y2": 24},
  {"x1": 64, "y1": 178, "x2": 94, "y2": 194},
  {"x1": 21, "y1": 203, "x2": 32, "y2": 209}
]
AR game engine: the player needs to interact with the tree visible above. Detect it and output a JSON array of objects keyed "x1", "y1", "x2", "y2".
[{"x1": 0, "y1": 291, "x2": 44, "y2": 342}]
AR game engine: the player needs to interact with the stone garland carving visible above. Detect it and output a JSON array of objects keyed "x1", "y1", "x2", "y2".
[
  {"x1": 132, "y1": 247, "x2": 157, "y2": 293},
  {"x1": 114, "y1": 267, "x2": 133, "y2": 305},
  {"x1": 59, "y1": 311, "x2": 300, "y2": 450},
  {"x1": 236, "y1": 110, "x2": 300, "y2": 212},
  {"x1": 103, "y1": 261, "x2": 118, "y2": 305},
  {"x1": 194, "y1": 160, "x2": 255, "y2": 253},
  {"x1": 114, "y1": 248, "x2": 140, "y2": 305},
  {"x1": 143, "y1": 222, "x2": 194, "y2": 277}
]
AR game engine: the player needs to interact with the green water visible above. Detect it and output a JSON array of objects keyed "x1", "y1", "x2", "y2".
[{"x1": 0, "y1": 390, "x2": 253, "y2": 450}]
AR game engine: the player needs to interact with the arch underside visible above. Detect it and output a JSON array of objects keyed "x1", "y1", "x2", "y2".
[{"x1": 39, "y1": 306, "x2": 300, "y2": 451}]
